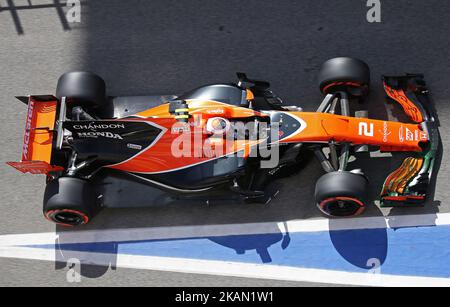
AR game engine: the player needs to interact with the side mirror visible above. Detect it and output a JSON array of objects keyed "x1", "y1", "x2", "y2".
[{"x1": 236, "y1": 72, "x2": 270, "y2": 91}]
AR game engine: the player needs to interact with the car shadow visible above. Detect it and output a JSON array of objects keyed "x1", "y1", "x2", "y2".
[
  {"x1": 53, "y1": 222, "x2": 290, "y2": 278},
  {"x1": 328, "y1": 207, "x2": 388, "y2": 270},
  {"x1": 208, "y1": 222, "x2": 291, "y2": 264}
]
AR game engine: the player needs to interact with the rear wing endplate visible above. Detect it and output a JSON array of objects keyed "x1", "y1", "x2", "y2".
[{"x1": 6, "y1": 95, "x2": 64, "y2": 174}]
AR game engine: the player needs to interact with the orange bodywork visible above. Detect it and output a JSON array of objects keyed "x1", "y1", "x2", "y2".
[
  {"x1": 108, "y1": 116, "x2": 262, "y2": 174},
  {"x1": 7, "y1": 96, "x2": 63, "y2": 174},
  {"x1": 21, "y1": 98, "x2": 57, "y2": 162},
  {"x1": 8, "y1": 96, "x2": 428, "y2": 176},
  {"x1": 279, "y1": 112, "x2": 427, "y2": 152},
  {"x1": 110, "y1": 101, "x2": 427, "y2": 174},
  {"x1": 246, "y1": 89, "x2": 254, "y2": 101},
  {"x1": 109, "y1": 100, "x2": 266, "y2": 173},
  {"x1": 384, "y1": 83, "x2": 423, "y2": 123},
  {"x1": 136, "y1": 100, "x2": 427, "y2": 154}
]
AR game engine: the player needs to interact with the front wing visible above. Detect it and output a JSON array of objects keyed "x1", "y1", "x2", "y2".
[{"x1": 380, "y1": 74, "x2": 440, "y2": 207}]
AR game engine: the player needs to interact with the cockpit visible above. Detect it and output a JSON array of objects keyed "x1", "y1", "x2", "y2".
[{"x1": 177, "y1": 72, "x2": 285, "y2": 111}]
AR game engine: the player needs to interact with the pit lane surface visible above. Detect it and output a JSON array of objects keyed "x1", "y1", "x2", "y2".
[{"x1": 1, "y1": 0, "x2": 450, "y2": 286}]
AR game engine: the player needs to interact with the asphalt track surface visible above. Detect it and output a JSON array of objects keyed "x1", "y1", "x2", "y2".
[{"x1": 0, "y1": 0, "x2": 449, "y2": 287}]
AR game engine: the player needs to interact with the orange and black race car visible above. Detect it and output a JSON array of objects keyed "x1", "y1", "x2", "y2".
[{"x1": 7, "y1": 57, "x2": 440, "y2": 226}]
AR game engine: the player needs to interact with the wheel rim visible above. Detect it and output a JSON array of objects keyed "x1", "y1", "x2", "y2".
[
  {"x1": 46, "y1": 209, "x2": 89, "y2": 226},
  {"x1": 318, "y1": 197, "x2": 365, "y2": 217}
]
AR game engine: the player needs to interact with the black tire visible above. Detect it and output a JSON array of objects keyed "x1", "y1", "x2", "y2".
[
  {"x1": 314, "y1": 171, "x2": 368, "y2": 217},
  {"x1": 318, "y1": 57, "x2": 370, "y2": 97},
  {"x1": 43, "y1": 177, "x2": 101, "y2": 227},
  {"x1": 56, "y1": 71, "x2": 106, "y2": 108}
]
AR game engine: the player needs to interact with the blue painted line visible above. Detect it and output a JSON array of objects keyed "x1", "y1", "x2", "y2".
[{"x1": 28, "y1": 225, "x2": 450, "y2": 278}]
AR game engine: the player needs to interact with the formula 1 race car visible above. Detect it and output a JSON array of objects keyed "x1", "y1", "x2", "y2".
[{"x1": 7, "y1": 57, "x2": 440, "y2": 226}]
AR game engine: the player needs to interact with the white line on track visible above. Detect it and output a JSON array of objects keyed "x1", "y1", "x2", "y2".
[
  {"x1": 0, "y1": 246, "x2": 449, "y2": 287},
  {"x1": 0, "y1": 212, "x2": 449, "y2": 247}
]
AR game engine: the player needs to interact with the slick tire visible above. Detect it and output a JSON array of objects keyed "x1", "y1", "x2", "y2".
[
  {"x1": 43, "y1": 177, "x2": 102, "y2": 227},
  {"x1": 56, "y1": 71, "x2": 106, "y2": 109},
  {"x1": 318, "y1": 57, "x2": 370, "y2": 98},
  {"x1": 314, "y1": 171, "x2": 368, "y2": 217}
]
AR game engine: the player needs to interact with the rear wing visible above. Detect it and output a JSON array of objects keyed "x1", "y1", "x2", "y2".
[{"x1": 7, "y1": 95, "x2": 64, "y2": 174}]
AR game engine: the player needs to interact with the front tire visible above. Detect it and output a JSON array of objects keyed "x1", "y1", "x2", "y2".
[
  {"x1": 318, "y1": 57, "x2": 370, "y2": 98},
  {"x1": 43, "y1": 177, "x2": 101, "y2": 227},
  {"x1": 314, "y1": 171, "x2": 368, "y2": 217}
]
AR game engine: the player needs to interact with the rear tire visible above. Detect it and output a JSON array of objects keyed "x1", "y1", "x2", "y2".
[
  {"x1": 314, "y1": 171, "x2": 368, "y2": 217},
  {"x1": 56, "y1": 71, "x2": 106, "y2": 110},
  {"x1": 43, "y1": 177, "x2": 101, "y2": 227},
  {"x1": 318, "y1": 57, "x2": 370, "y2": 98}
]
